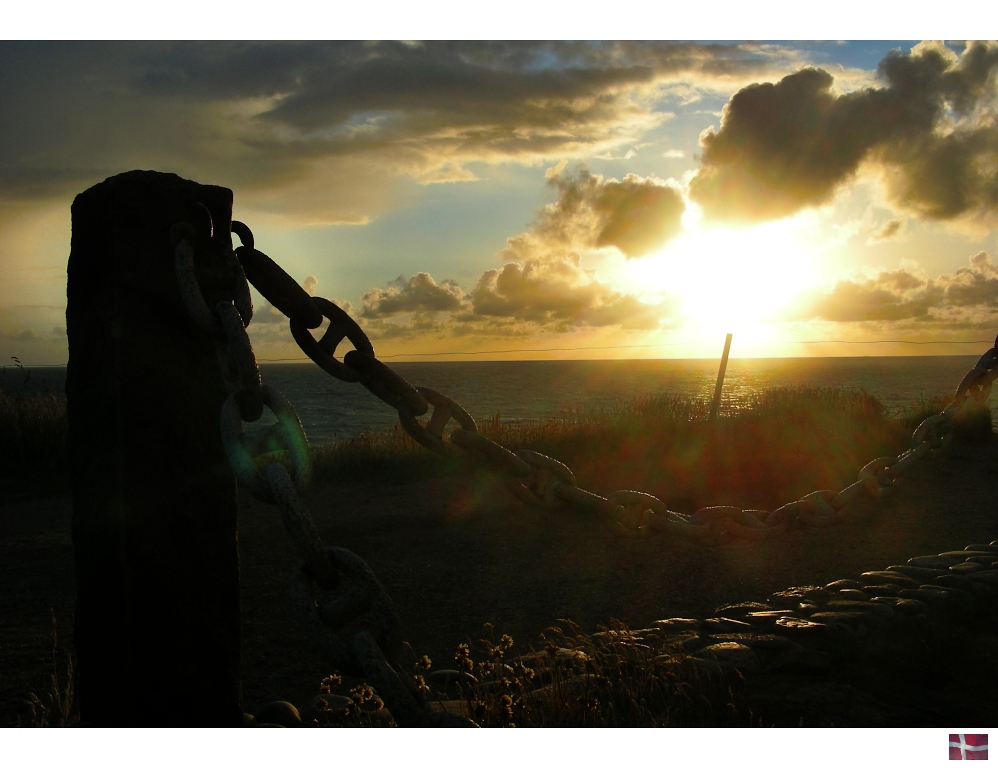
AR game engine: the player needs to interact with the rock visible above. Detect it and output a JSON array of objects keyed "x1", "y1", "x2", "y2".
[
  {"x1": 705, "y1": 633, "x2": 799, "y2": 652},
  {"x1": 825, "y1": 579, "x2": 864, "y2": 591},
  {"x1": 965, "y1": 544, "x2": 998, "y2": 555},
  {"x1": 870, "y1": 596, "x2": 926, "y2": 616},
  {"x1": 863, "y1": 583, "x2": 902, "y2": 598},
  {"x1": 773, "y1": 616, "x2": 854, "y2": 641},
  {"x1": 703, "y1": 617, "x2": 753, "y2": 632},
  {"x1": 741, "y1": 610, "x2": 799, "y2": 628},
  {"x1": 907, "y1": 555, "x2": 961, "y2": 568},
  {"x1": 833, "y1": 589, "x2": 870, "y2": 601},
  {"x1": 859, "y1": 571, "x2": 918, "y2": 587},
  {"x1": 887, "y1": 565, "x2": 948, "y2": 581},
  {"x1": 653, "y1": 618, "x2": 702, "y2": 632},
  {"x1": 714, "y1": 601, "x2": 771, "y2": 618},
  {"x1": 937, "y1": 551, "x2": 991, "y2": 560},
  {"x1": 918, "y1": 584, "x2": 977, "y2": 612},
  {"x1": 242, "y1": 713, "x2": 256, "y2": 727},
  {"x1": 934, "y1": 574, "x2": 982, "y2": 594},
  {"x1": 255, "y1": 700, "x2": 302, "y2": 728},
  {"x1": 950, "y1": 562, "x2": 988, "y2": 574},
  {"x1": 808, "y1": 611, "x2": 876, "y2": 633},
  {"x1": 769, "y1": 586, "x2": 831, "y2": 608},
  {"x1": 823, "y1": 601, "x2": 895, "y2": 623},
  {"x1": 693, "y1": 642, "x2": 761, "y2": 673},
  {"x1": 898, "y1": 587, "x2": 952, "y2": 609},
  {"x1": 966, "y1": 556, "x2": 998, "y2": 566}
]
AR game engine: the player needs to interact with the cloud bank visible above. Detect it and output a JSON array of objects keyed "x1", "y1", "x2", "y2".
[{"x1": 786, "y1": 251, "x2": 998, "y2": 328}]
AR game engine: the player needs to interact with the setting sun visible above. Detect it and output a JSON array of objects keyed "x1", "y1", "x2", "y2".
[{"x1": 621, "y1": 216, "x2": 819, "y2": 333}]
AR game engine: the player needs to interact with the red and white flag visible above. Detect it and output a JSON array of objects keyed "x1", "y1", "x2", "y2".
[{"x1": 951, "y1": 734, "x2": 988, "y2": 760}]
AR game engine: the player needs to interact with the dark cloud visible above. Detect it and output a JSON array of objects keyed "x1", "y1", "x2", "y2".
[
  {"x1": 869, "y1": 219, "x2": 903, "y2": 241},
  {"x1": 530, "y1": 166, "x2": 685, "y2": 257},
  {"x1": 786, "y1": 251, "x2": 998, "y2": 323},
  {"x1": 690, "y1": 41, "x2": 998, "y2": 224},
  {"x1": 0, "y1": 41, "x2": 806, "y2": 211}
]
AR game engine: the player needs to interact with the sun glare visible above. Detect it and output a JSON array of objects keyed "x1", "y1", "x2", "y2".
[{"x1": 622, "y1": 217, "x2": 819, "y2": 337}]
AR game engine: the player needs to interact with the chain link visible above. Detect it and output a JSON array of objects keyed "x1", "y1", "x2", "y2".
[{"x1": 175, "y1": 216, "x2": 995, "y2": 726}]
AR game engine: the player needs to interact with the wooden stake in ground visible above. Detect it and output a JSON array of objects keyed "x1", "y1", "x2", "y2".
[
  {"x1": 66, "y1": 171, "x2": 242, "y2": 726},
  {"x1": 709, "y1": 333, "x2": 733, "y2": 422}
]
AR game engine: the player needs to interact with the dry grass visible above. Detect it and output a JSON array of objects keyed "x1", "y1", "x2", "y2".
[
  {"x1": 17, "y1": 611, "x2": 79, "y2": 728},
  {"x1": 312, "y1": 386, "x2": 939, "y2": 513}
]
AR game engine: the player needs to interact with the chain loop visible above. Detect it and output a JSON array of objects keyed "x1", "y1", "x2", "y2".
[
  {"x1": 290, "y1": 546, "x2": 402, "y2": 675},
  {"x1": 397, "y1": 387, "x2": 476, "y2": 458},
  {"x1": 344, "y1": 350, "x2": 429, "y2": 415},
  {"x1": 268, "y1": 463, "x2": 338, "y2": 591},
  {"x1": 954, "y1": 346, "x2": 998, "y2": 405},
  {"x1": 234, "y1": 222, "x2": 323, "y2": 330},
  {"x1": 506, "y1": 450, "x2": 576, "y2": 509},
  {"x1": 214, "y1": 301, "x2": 264, "y2": 422},
  {"x1": 291, "y1": 297, "x2": 375, "y2": 383},
  {"x1": 797, "y1": 490, "x2": 839, "y2": 527},
  {"x1": 449, "y1": 428, "x2": 532, "y2": 477},
  {"x1": 219, "y1": 385, "x2": 311, "y2": 503},
  {"x1": 858, "y1": 456, "x2": 898, "y2": 498}
]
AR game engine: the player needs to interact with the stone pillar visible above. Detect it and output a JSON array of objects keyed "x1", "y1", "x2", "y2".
[{"x1": 66, "y1": 171, "x2": 242, "y2": 726}]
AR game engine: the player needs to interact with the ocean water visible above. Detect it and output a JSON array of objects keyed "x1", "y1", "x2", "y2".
[{"x1": 6, "y1": 355, "x2": 992, "y2": 446}]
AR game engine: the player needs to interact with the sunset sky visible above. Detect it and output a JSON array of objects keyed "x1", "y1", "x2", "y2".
[{"x1": 2, "y1": 32, "x2": 997, "y2": 364}]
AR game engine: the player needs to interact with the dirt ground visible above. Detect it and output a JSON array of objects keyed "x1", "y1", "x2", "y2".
[{"x1": 2, "y1": 436, "x2": 998, "y2": 727}]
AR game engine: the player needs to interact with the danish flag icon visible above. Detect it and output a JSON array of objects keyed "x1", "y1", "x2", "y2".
[{"x1": 950, "y1": 734, "x2": 988, "y2": 760}]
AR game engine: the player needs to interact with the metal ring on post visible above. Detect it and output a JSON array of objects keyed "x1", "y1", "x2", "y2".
[
  {"x1": 220, "y1": 384, "x2": 312, "y2": 503},
  {"x1": 291, "y1": 297, "x2": 375, "y2": 383},
  {"x1": 231, "y1": 220, "x2": 255, "y2": 250},
  {"x1": 173, "y1": 228, "x2": 217, "y2": 333},
  {"x1": 398, "y1": 387, "x2": 475, "y2": 457}
]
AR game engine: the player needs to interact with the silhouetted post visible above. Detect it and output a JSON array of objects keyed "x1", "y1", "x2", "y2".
[
  {"x1": 66, "y1": 171, "x2": 242, "y2": 726},
  {"x1": 709, "y1": 333, "x2": 733, "y2": 422}
]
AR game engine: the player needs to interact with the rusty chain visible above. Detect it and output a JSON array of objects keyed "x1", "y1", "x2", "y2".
[{"x1": 175, "y1": 212, "x2": 996, "y2": 724}]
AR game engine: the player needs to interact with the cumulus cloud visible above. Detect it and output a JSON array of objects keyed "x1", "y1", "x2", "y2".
[
  {"x1": 785, "y1": 251, "x2": 998, "y2": 324},
  {"x1": 361, "y1": 273, "x2": 467, "y2": 317},
  {"x1": 469, "y1": 253, "x2": 664, "y2": 331},
  {"x1": 690, "y1": 41, "x2": 998, "y2": 225}
]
